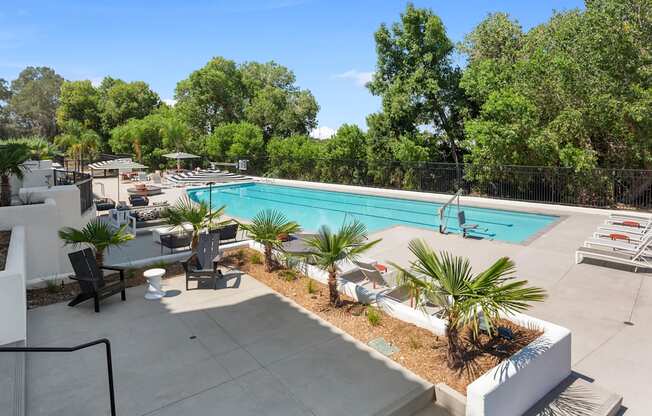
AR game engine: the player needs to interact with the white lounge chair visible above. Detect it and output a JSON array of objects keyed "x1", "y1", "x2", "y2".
[
  {"x1": 584, "y1": 236, "x2": 652, "y2": 257},
  {"x1": 576, "y1": 236, "x2": 652, "y2": 271},
  {"x1": 597, "y1": 222, "x2": 651, "y2": 237}
]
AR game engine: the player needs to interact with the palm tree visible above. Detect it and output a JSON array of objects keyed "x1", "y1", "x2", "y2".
[
  {"x1": 0, "y1": 143, "x2": 31, "y2": 206},
  {"x1": 58, "y1": 219, "x2": 134, "y2": 266},
  {"x1": 239, "y1": 209, "x2": 301, "y2": 272},
  {"x1": 54, "y1": 121, "x2": 101, "y2": 171},
  {"x1": 160, "y1": 117, "x2": 190, "y2": 170},
  {"x1": 161, "y1": 195, "x2": 228, "y2": 250},
  {"x1": 391, "y1": 239, "x2": 546, "y2": 369},
  {"x1": 297, "y1": 220, "x2": 380, "y2": 307}
]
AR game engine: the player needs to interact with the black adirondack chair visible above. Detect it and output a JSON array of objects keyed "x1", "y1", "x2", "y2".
[
  {"x1": 182, "y1": 233, "x2": 223, "y2": 290},
  {"x1": 67, "y1": 248, "x2": 126, "y2": 313}
]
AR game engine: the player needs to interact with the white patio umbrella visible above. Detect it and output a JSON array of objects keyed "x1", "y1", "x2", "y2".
[
  {"x1": 100, "y1": 158, "x2": 147, "y2": 203},
  {"x1": 162, "y1": 152, "x2": 200, "y2": 171}
]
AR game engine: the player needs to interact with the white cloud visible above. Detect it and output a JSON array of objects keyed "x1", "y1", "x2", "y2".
[
  {"x1": 334, "y1": 69, "x2": 374, "y2": 87},
  {"x1": 89, "y1": 77, "x2": 103, "y2": 87},
  {"x1": 310, "y1": 126, "x2": 335, "y2": 140},
  {"x1": 163, "y1": 98, "x2": 177, "y2": 107}
]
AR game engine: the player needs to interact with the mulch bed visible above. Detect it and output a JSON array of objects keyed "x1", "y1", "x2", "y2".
[
  {"x1": 221, "y1": 248, "x2": 543, "y2": 394},
  {"x1": 0, "y1": 231, "x2": 10, "y2": 271},
  {"x1": 27, "y1": 262, "x2": 185, "y2": 309}
]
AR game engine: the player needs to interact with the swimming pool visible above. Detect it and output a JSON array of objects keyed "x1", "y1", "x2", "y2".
[{"x1": 187, "y1": 183, "x2": 558, "y2": 243}]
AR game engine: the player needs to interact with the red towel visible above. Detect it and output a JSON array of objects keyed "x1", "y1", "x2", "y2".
[
  {"x1": 622, "y1": 220, "x2": 641, "y2": 228},
  {"x1": 375, "y1": 264, "x2": 388, "y2": 273},
  {"x1": 610, "y1": 233, "x2": 630, "y2": 242}
]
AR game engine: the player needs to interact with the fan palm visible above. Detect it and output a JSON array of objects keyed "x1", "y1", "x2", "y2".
[
  {"x1": 297, "y1": 220, "x2": 381, "y2": 307},
  {"x1": 162, "y1": 195, "x2": 228, "y2": 250},
  {"x1": 160, "y1": 117, "x2": 189, "y2": 169},
  {"x1": 58, "y1": 219, "x2": 134, "y2": 266},
  {"x1": 54, "y1": 121, "x2": 101, "y2": 171},
  {"x1": 0, "y1": 143, "x2": 31, "y2": 206},
  {"x1": 239, "y1": 209, "x2": 301, "y2": 272},
  {"x1": 391, "y1": 239, "x2": 546, "y2": 369}
]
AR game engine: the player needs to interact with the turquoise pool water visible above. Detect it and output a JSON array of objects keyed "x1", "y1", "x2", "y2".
[{"x1": 187, "y1": 183, "x2": 558, "y2": 243}]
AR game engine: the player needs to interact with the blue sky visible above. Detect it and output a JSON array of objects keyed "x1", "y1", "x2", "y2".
[{"x1": 0, "y1": 0, "x2": 584, "y2": 137}]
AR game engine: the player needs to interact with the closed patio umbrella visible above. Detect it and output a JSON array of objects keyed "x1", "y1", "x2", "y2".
[
  {"x1": 162, "y1": 152, "x2": 200, "y2": 171},
  {"x1": 100, "y1": 158, "x2": 147, "y2": 203}
]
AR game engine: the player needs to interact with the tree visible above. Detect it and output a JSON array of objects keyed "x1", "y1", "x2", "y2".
[
  {"x1": 296, "y1": 220, "x2": 380, "y2": 307},
  {"x1": 4, "y1": 137, "x2": 60, "y2": 161},
  {"x1": 99, "y1": 79, "x2": 160, "y2": 136},
  {"x1": 0, "y1": 143, "x2": 31, "y2": 206},
  {"x1": 266, "y1": 135, "x2": 323, "y2": 179},
  {"x1": 241, "y1": 61, "x2": 318, "y2": 139},
  {"x1": 6, "y1": 67, "x2": 64, "y2": 138},
  {"x1": 320, "y1": 124, "x2": 367, "y2": 184},
  {"x1": 0, "y1": 78, "x2": 11, "y2": 138},
  {"x1": 204, "y1": 122, "x2": 265, "y2": 169},
  {"x1": 160, "y1": 116, "x2": 190, "y2": 154},
  {"x1": 58, "y1": 219, "x2": 134, "y2": 266},
  {"x1": 368, "y1": 4, "x2": 468, "y2": 181},
  {"x1": 460, "y1": 2, "x2": 652, "y2": 172},
  {"x1": 391, "y1": 239, "x2": 545, "y2": 369},
  {"x1": 162, "y1": 196, "x2": 227, "y2": 250},
  {"x1": 54, "y1": 121, "x2": 101, "y2": 172},
  {"x1": 238, "y1": 209, "x2": 301, "y2": 272},
  {"x1": 56, "y1": 80, "x2": 102, "y2": 134},
  {"x1": 175, "y1": 57, "x2": 246, "y2": 134}
]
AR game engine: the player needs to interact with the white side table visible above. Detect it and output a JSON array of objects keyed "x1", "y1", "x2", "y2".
[{"x1": 144, "y1": 268, "x2": 166, "y2": 300}]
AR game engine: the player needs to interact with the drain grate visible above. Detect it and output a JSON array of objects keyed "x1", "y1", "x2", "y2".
[{"x1": 368, "y1": 337, "x2": 399, "y2": 356}]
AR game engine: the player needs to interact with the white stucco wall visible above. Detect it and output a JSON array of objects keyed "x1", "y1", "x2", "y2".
[
  {"x1": 0, "y1": 186, "x2": 94, "y2": 283},
  {"x1": 0, "y1": 226, "x2": 27, "y2": 345}
]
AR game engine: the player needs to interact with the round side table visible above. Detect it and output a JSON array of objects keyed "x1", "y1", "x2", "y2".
[{"x1": 143, "y1": 268, "x2": 166, "y2": 300}]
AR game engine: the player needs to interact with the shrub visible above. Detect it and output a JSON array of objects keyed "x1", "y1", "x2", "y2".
[
  {"x1": 408, "y1": 336, "x2": 421, "y2": 350},
  {"x1": 279, "y1": 269, "x2": 298, "y2": 281},
  {"x1": 306, "y1": 279, "x2": 317, "y2": 294},
  {"x1": 250, "y1": 252, "x2": 263, "y2": 264},
  {"x1": 235, "y1": 249, "x2": 245, "y2": 262},
  {"x1": 45, "y1": 279, "x2": 62, "y2": 293},
  {"x1": 366, "y1": 306, "x2": 382, "y2": 326}
]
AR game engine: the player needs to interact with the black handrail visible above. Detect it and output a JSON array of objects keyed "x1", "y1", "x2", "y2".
[{"x1": 0, "y1": 338, "x2": 117, "y2": 416}]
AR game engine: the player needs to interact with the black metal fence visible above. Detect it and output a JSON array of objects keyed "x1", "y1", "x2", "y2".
[
  {"x1": 245, "y1": 158, "x2": 652, "y2": 210},
  {"x1": 53, "y1": 169, "x2": 94, "y2": 213}
]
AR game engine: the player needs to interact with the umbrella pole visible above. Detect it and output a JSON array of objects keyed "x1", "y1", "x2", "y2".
[
  {"x1": 117, "y1": 172, "x2": 120, "y2": 203},
  {"x1": 177, "y1": 158, "x2": 181, "y2": 171}
]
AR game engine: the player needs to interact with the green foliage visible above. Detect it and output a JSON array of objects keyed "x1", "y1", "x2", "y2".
[
  {"x1": 266, "y1": 135, "x2": 323, "y2": 179},
  {"x1": 306, "y1": 278, "x2": 317, "y2": 294},
  {"x1": 250, "y1": 252, "x2": 263, "y2": 265},
  {"x1": 366, "y1": 306, "x2": 382, "y2": 326},
  {"x1": 0, "y1": 142, "x2": 31, "y2": 206},
  {"x1": 390, "y1": 239, "x2": 546, "y2": 368},
  {"x1": 239, "y1": 209, "x2": 301, "y2": 271},
  {"x1": 99, "y1": 79, "x2": 160, "y2": 136},
  {"x1": 279, "y1": 269, "x2": 298, "y2": 282},
  {"x1": 54, "y1": 120, "x2": 101, "y2": 170},
  {"x1": 461, "y1": 2, "x2": 652, "y2": 172},
  {"x1": 58, "y1": 219, "x2": 134, "y2": 266},
  {"x1": 295, "y1": 220, "x2": 380, "y2": 306},
  {"x1": 368, "y1": 4, "x2": 468, "y2": 170},
  {"x1": 57, "y1": 80, "x2": 102, "y2": 133},
  {"x1": 162, "y1": 195, "x2": 227, "y2": 249},
  {"x1": 3, "y1": 137, "x2": 60, "y2": 160},
  {"x1": 319, "y1": 124, "x2": 367, "y2": 184},
  {"x1": 4, "y1": 67, "x2": 64, "y2": 138},
  {"x1": 45, "y1": 279, "x2": 63, "y2": 294},
  {"x1": 204, "y1": 122, "x2": 265, "y2": 168}
]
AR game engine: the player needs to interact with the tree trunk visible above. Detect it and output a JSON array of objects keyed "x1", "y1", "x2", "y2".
[
  {"x1": 95, "y1": 249, "x2": 104, "y2": 268},
  {"x1": 0, "y1": 175, "x2": 10, "y2": 207},
  {"x1": 264, "y1": 244, "x2": 273, "y2": 272},
  {"x1": 191, "y1": 232, "x2": 200, "y2": 251},
  {"x1": 328, "y1": 270, "x2": 341, "y2": 307},
  {"x1": 445, "y1": 322, "x2": 464, "y2": 369}
]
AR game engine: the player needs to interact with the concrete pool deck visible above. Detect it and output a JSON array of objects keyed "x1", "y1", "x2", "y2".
[
  {"x1": 93, "y1": 176, "x2": 649, "y2": 414},
  {"x1": 26, "y1": 273, "x2": 433, "y2": 416}
]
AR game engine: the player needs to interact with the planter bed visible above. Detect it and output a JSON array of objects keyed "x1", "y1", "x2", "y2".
[{"x1": 221, "y1": 247, "x2": 542, "y2": 394}]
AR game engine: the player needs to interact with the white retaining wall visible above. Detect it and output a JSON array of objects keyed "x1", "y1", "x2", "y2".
[
  {"x1": 0, "y1": 186, "x2": 94, "y2": 283},
  {"x1": 0, "y1": 226, "x2": 27, "y2": 345}
]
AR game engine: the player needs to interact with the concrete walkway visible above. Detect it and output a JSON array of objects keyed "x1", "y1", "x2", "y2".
[{"x1": 26, "y1": 273, "x2": 432, "y2": 416}]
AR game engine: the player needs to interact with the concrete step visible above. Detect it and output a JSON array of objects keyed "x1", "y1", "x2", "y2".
[
  {"x1": 524, "y1": 373, "x2": 623, "y2": 416},
  {"x1": 0, "y1": 341, "x2": 26, "y2": 416},
  {"x1": 378, "y1": 383, "x2": 436, "y2": 416}
]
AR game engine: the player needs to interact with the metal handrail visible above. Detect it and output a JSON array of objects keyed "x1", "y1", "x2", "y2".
[
  {"x1": 439, "y1": 189, "x2": 463, "y2": 234},
  {"x1": 0, "y1": 338, "x2": 117, "y2": 416}
]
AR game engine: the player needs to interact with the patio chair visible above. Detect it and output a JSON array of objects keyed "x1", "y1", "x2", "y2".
[
  {"x1": 159, "y1": 232, "x2": 192, "y2": 254},
  {"x1": 67, "y1": 248, "x2": 126, "y2": 313},
  {"x1": 209, "y1": 223, "x2": 239, "y2": 244},
  {"x1": 129, "y1": 194, "x2": 149, "y2": 207},
  {"x1": 182, "y1": 233, "x2": 224, "y2": 290},
  {"x1": 576, "y1": 236, "x2": 652, "y2": 272},
  {"x1": 458, "y1": 210, "x2": 479, "y2": 238},
  {"x1": 94, "y1": 197, "x2": 116, "y2": 212}
]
